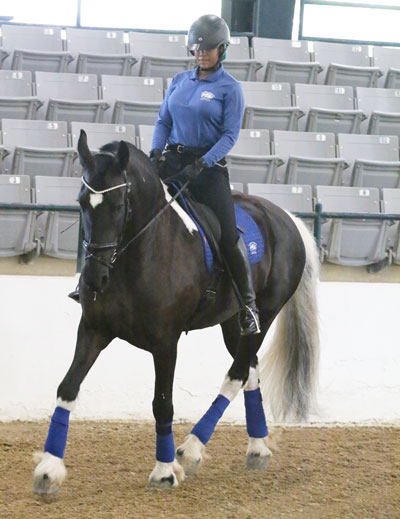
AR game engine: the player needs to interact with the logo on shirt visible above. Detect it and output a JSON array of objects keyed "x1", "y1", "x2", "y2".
[{"x1": 200, "y1": 91, "x2": 215, "y2": 101}]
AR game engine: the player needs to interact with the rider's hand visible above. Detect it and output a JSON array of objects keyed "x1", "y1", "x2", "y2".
[
  {"x1": 149, "y1": 148, "x2": 165, "y2": 173},
  {"x1": 179, "y1": 157, "x2": 207, "y2": 182}
]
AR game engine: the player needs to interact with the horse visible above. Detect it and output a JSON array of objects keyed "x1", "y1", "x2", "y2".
[{"x1": 33, "y1": 130, "x2": 319, "y2": 493}]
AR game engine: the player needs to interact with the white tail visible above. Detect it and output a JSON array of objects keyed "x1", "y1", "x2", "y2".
[{"x1": 259, "y1": 214, "x2": 320, "y2": 422}]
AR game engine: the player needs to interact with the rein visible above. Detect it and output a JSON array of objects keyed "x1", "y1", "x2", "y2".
[{"x1": 81, "y1": 156, "x2": 190, "y2": 267}]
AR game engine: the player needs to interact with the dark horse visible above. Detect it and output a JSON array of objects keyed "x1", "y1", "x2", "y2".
[{"x1": 33, "y1": 131, "x2": 319, "y2": 493}]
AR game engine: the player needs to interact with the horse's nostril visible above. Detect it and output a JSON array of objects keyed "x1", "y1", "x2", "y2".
[{"x1": 101, "y1": 275, "x2": 109, "y2": 287}]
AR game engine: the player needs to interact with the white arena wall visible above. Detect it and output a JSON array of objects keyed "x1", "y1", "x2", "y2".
[{"x1": 0, "y1": 274, "x2": 399, "y2": 425}]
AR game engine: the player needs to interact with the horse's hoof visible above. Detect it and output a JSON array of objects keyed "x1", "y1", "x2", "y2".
[
  {"x1": 176, "y1": 449, "x2": 201, "y2": 476},
  {"x1": 246, "y1": 451, "x2": 271, "y2": 470},
  {"x1": 176, "y1": 434, "x2": 205, "y2": 477},
  {"x1": 148, "y1": 460, "x2": 184, "y2": 490},
  {"x1": 32, "y1": 452, "x2": 67, "y2": 495},
  {"x1": 246, "y1": 438, "x2": 272, "y2": 471}
]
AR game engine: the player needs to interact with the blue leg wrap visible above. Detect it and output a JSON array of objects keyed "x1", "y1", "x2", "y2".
[
  {"x1": 44, "y1": 406, "x2": 70, "y2": 459},
  {"x1": 156, "y1": 422, "x2": 175, "y2": 463},
  {"x1": 244, "y1": 388, "x2": 268, "y2": 438},
  {"x1": 191, "y1": 394, "x2": 230, "y2": 445}
]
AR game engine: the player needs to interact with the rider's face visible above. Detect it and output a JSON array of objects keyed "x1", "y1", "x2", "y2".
[{"x1": 195, "y1": 47, "x2": 219, "y2": 69}]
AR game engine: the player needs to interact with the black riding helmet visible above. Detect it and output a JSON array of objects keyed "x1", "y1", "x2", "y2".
[{"x1": 188, "y1": 14, "x2": 230, "y2": 61}]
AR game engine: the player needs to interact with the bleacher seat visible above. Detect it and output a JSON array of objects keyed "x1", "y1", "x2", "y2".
[
  {"x1": 128, "y1": 31, "x2": 188, "y2": 76},
  {"x1": 247, "y1": 182, "x2": 314, "y2": 230},
  {"x1": 0, "y1": 70, "x2": 42, "y2": 119},
  {"x1": 227, "y1": 37, "x2": 251, "y2": 59},
  {"x1": 137, "y1": 124, "x2": 155, "y2": 154},
  {"x1": 381, "y1": 188, "x2": 400, "y2": 264},
  {"x1": 1, "y1": 24, "x2": 73, "y2": 73},
  {"x1": 35, "y1": 71, "x2": 109, "y2": 125},
  {"x1": 252, "y1": 37, "x2": 322, "y2": 84},
  {"x1": 1, "y1": 119, "x2": 76, "y2": 184},
  {"x1": 356, "y1": 87, "x2": 400, "y2": 137},
  {"x1": 70, "y1": 121, "x2": 136, "y2": 175},
  {"x1": 313, "y1": 41, "x2": 382, "y2": 88},
  {"x1": 372, "y1": 46, "x2": 400, "y2": 88},
  {"x1": 315, "y1": 185, "x2": 388, "y2": 266},
  {"x1": 294, "y1": 83, "x2": 366, "y2": 133},
  {"x1": 230, "y1": 182, "x2": 244, "y2": 193},
  {"x1": 65, "y1": 28, "x2": 135, "y2": 76},
  {"x1": 139, "y1": 56, "x2": 195, "y2": 87},
  {"x1": 337, "y1": 134, "x2": 400, "y2": 188},
  {"x1": 100, "y1": 75, "x2": 163, "y2": 125},
  {"x1": 35, "y1": 176, "x2": 80, "y2": 259},
  {"x1": 226, "y1": 129, "x2": 283, "y2": 184},
  {"x1": 0, "y1": 174, "x2": 37, "y2": 257},
  {"x1": 241, "y1": 81, "x2": 304, "y2": 131},
  {"x1": 0, "y1": 48, "x2": 9, "y2": 68},
  {"x1": 273, "y1": 130, "x2": 348, "y2": 186}
]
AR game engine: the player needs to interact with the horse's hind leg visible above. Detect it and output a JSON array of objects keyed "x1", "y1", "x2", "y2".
[
  {"x1": 33, "y1": 318, "x2": 111, "y2": 495},
  {"x1": 176, "y1": 316, "x2": 267, "y2": 475}
]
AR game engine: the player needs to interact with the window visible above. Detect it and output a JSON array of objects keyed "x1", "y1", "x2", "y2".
[
  {"x1": 80, "y1": 0, "x2": 222, "y2": 30},
  {"x1": 1, "y1": 0, "x2": 77, "y2": 26},
  {"x1": 301, "y1": 0, "x2": 400, "y2": 44}
]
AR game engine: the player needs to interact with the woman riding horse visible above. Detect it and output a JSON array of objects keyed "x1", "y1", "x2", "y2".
[{"x1": 150, "y1": 14, "x2": 260, "y2": 336}]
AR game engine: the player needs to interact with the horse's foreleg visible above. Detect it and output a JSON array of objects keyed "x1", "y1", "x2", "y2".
[
  {"x1": 33, "y1": 318, "x2": 111, "y2": 495},
  {"x1": 148, "y1": 344, "x2": 184, "y2": 489}
]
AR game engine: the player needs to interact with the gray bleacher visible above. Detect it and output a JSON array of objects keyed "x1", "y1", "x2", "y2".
[
  {"x1": 35, "y1": 176, "x2": 80, "y2": 259},
  {"x1": 273, "y1": 130, "x2": 348, "y2": 186},
  {"x1": 1, "y1": 119, "x2": 76, "y2": 184},
  {"x1": 226, "y1": 129, "x2": 283, "y2": 184},
  {"x1": 0, "y1": 70, "x2": 42, "y2": 120},
  {"x1": 294, "y1": 83, "x2": 366, "y2": 133},
  {"x1": 137, "y1": 124, "x2": 155, "y2": 155},
  {"x1": 70, "y1": 121, "x2": 136, "y2": 175},
  {"x1": 381, "y1": 188, "x2": 400, "y2": 264},
  {"x1": 100, "y1": 75, "x2": 163, "y2": 125},
  {"x1": 1, "y1": 24, "x2": 73, "y2": 73},
  {"x1": 337, "y1": 133, "x2": 400, "y2": 188},
  {"x1": 241, "y1": 81, "x2": 304, "y2": 131},
  {"x1": 313, "y1": 41, "x2": 382, "y2": 88},
  {"x1": 65, "y1": 28, "x2": 135, "y2": 76},
  {"x1": 230, "y1": 182, "x2": 244, "y2": 193},
  {"x1": 0, "y1": 174, "x2": 37, "y2": 257},
  {"x1": 372, "y1": 46, "x2": 400, "y2": 88},
  {"x1": 35, "y1": 71, "x2": 109, "y2": 125},
  {"x1": 315, "y1": 185, "x2": 388, "y2": 266},
  {"x1": 247, "y1": 182, "x2": 314, "y2": 231},
  {"x1": 128, "y1": 31, "x2": 194, "y2": 84},
  {"x1": 252, "y1": 37, "x2": 322, "y2": 84},
  {"x1": 356, "y1": 87, "x2": 400, "y2": 137}
]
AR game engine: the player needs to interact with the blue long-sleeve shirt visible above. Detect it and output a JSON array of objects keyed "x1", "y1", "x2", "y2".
[{"x1": 151, "y1": 65, "x2": 245, "y2": 168}]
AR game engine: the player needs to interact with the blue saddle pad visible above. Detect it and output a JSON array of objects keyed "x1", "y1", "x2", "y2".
[{"x1": 195, "y1": 204, "x2": 265, "y2": 273}]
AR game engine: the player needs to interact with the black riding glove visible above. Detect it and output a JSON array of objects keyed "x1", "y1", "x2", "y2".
[
  {"x1": 149, "y1": 148, "x2": 164, "y2": 173},
  {"x1": 179, "y1": 157, "x2": 208, "y2": 182}
]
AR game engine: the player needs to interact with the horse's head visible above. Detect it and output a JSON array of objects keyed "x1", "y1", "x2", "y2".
[{"x1": 78, "y1": 130, "x2": 131, "y2": 295}]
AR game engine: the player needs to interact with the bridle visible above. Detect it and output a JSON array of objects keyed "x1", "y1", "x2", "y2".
[{"x1": 81, "y1": 151, "x2": 189, "y2": 269}]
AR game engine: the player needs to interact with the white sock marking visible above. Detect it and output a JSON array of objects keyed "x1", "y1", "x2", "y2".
[
  {"x1": 219, "y1": 375, "x2": 243, "y2": 401},
  {"x1": 244, "y1": 366, "x2": 260, "y2": 391},
  {"x1": 56, "y1": 397, "x2": 76, "y2": 412}
]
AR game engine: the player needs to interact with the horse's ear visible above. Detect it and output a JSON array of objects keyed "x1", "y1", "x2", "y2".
[
  {"x1": 78, "y1": 130, "x2": 93, "y2": 169},
  {"x1": 117, "y1": 140, "x2": 130, "y2": 171}
]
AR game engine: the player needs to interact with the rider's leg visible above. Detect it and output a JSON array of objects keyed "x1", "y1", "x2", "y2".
[{"x1": 190, "y1": 162, "x2": 260, "y2": 335}]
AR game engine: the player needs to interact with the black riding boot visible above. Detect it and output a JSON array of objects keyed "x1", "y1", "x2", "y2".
[
  {"x1": 227, "y1": 237, "x2": 261, "y2": 335},
  {"x1": 68, "y1": 286, "x2": 80, "y2": 303}
]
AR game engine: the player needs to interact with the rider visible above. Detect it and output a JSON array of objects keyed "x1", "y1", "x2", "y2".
[{"x1": 150, "y1": 14, "x2": 260, "y2": 335}]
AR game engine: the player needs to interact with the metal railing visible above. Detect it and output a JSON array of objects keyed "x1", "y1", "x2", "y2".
[{"x1": 1, "y1": 202, "x2": 400, "y2": 273}]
